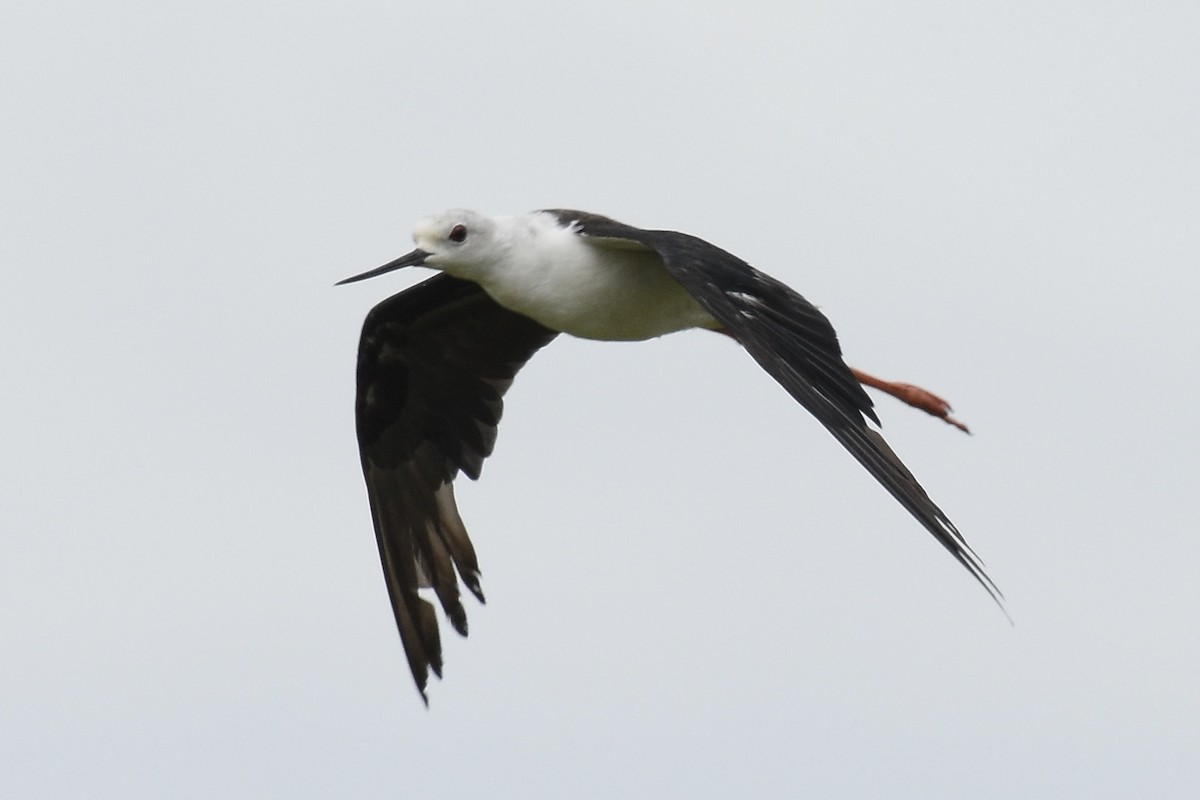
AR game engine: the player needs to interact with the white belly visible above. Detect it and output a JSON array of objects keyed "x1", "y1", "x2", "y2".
[{"x1": 477, "y1": 241, "x2": 720, "y2": 342}]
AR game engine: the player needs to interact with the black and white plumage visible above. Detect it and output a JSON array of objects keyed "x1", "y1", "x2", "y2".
[{"x1": 338, "y1": 209, "x2": 1000, "y2": 703}]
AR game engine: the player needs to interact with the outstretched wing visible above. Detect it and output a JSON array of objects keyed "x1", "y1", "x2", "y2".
[
  {"x1": 546, "y1": 209, "x2": 1000, "y2": 603},
  {"x1": 352, "y1": 273, "x2": 558, "y2": 702}
]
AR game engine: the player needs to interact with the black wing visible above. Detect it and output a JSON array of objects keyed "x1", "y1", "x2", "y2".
[
  {"x1": 546, "y1": 209, "x2": 1001, "y2": 603},
  {"x1": 352, "y1": 273, "x2": 558, "y2": 702}
]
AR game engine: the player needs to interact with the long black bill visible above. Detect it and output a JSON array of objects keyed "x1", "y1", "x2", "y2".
[{"x1": 335, "y1": 248, "x2": 431, "y2": 286}]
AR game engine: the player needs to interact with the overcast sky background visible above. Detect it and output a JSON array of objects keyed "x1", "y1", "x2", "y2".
[{"x1": 3, "y1": 1, "x2": 1198, "y2": 797}]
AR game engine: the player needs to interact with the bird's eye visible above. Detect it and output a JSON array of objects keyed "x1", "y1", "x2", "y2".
[{"x1": 449, "y1": 224, "x2": 468, "y2": 243}]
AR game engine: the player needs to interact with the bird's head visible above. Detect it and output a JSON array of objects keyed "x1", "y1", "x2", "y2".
[{"x1": 337, "y1": 209, "x2": 501, "y2": 286}]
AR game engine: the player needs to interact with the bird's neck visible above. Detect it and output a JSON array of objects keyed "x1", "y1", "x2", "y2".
[{"x1": 459, "y1": 223, "x2": 596, "y2": 320}]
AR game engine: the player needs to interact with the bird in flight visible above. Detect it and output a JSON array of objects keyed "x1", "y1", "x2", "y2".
[{"x1": 338, "y1": 209, "x2": 999, "y2": 703}]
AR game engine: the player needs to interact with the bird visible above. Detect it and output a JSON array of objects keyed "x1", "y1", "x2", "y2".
[{"x1": 337, "y1": 208, "x2": 999, "y2": 703}]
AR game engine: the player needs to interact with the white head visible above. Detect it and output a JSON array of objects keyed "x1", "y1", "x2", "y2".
[
  {"x1": 336, "y1": 208, "x2": 512, "y2": 286},
  {"x1": 409, "y1": 209, "x2": 504, "y2": 280}
]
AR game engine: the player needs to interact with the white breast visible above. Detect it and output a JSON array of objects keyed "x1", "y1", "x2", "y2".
[{"x1": 476, "y1": 225, "x2": 719, "y2": 342}]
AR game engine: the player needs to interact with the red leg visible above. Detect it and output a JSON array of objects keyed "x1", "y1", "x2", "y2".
[
  {"x1": 850, "y1": 367, "x2": 970, "y2": 433},
  {"x1": 711, "y1": 325, "x2": 969, "y2": 433}
]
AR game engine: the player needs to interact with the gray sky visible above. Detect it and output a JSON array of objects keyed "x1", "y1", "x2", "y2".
[{"x1": 3, "y1": 1, "x2": 1198, "y2": 797}]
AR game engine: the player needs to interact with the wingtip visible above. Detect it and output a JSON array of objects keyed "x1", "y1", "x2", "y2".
[
  {"x1": 984, "y1": 583, "x2": 1014, "y2": 626},
  {"x1": 967, "y1": 558, "x2": 1009, "y2": 623}
]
